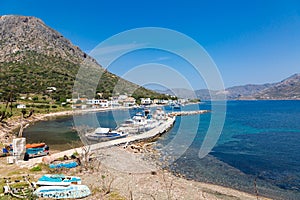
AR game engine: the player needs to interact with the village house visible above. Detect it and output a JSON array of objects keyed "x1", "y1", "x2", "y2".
[
  {"x1": 86, "y1": 99, "x2": 108, "y2": 108},
  {"x1": 46, "y1": 86, "x2": 57, "y2": 93},
  {"x1": 153, "y1": 99, "x2": 169, "y2": 105},
  {"x1": 108, "y1": 96, "x2": 120, "y2": 107},
  {"x1": 123, "y1": 97, "x2": 136, "y2": 107},
  {"x1": 140, "y1": 98, "x2": 152, "y2": 105}
]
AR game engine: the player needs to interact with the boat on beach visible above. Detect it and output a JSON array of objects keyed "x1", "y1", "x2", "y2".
[
  {"x1": 49, "y1": 161, "x2": 78, "y2": 169},
  {"x1": 36, "y1": 174, "x2": 81, "y2": 186},
  {"x1": 26, "y1": 143, "x2": 46, "y2": 148},
  {"x1": 25, "y1": 145, "x2": 49, "y2": 159},
  {"x1": 33, "y1": 185, "x2": 91, "y2": 199},
  {"x1": 5, "y1": 142, "x2": 49, "y2": 160}
]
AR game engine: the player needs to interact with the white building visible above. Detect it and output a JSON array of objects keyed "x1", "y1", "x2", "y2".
[
  {"x1": 153, "y1": 99, "x2": 169, "y2": 105},
  {"x1": 46, "y1": 86, "x2": 57, "y2": 92},
  {"x1": 140, "y1": 98, "x2": 152, "y2": 105},
  {"x1": 118, "y1": 95, "x2": 128, "y2": 101},
  {"x1": 17, "y1": 104, "x2": 26, "y2": 109},
  {"x1": 123, "y1": 97, "x2": 136, "y2": 107},
  {"x1": 87, "y1": 99, "x2": 108, "y2": 108}
]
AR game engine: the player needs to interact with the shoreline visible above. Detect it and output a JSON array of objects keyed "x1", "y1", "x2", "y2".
[
  {"x1": 63, "y1": 146, "x2": 273, "y2": 199},
  {"x1": 0, "y1": 102, "x2": 199, "y2": 144},
  {"x1": 0, "y1": 104, "x2": 274, "y2": 199}
]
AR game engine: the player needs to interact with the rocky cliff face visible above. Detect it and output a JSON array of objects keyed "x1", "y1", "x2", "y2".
[{"x1": 0, "y1": 15, "x2": 94, "y2": 64}]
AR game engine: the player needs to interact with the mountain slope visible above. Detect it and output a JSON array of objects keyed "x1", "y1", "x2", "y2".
[
  {"x1": 195, "y1": 74, "x2": 300, "y2": 100},
  {"x1": 0, "y1": 15, "x2": 167, "y2": 101},
  {"x1": 156, "y1": 73, "x2": 300, "y2": 100},
  {"x1": 254, "y1": 73, "x2": 300, "y2": 99},
  {"x1": 224, "y1": 83, "x2": 274, "y2": 99}
]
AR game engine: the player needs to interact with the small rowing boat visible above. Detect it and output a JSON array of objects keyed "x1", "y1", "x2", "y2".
[
  {"x1": 49, "y1": 161, "x2": 78, "y2": 169},
  {"x1": 25, "y1": 143, "x2": 46, "y2": 148},
  {"x1": 33, "y1": 185, "x2": 91, "y2": 199},
  {"x1": 36, "y1": 174, "x2": 81, "y2": 186}
]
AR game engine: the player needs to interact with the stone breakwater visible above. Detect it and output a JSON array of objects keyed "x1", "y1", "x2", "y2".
[{"x1": 168, "y1": 110, "x2": 210, "y2": 117}]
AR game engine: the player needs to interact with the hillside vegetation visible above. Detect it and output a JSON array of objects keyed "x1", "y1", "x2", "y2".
[{"x1": 0, "y1": 15, "x2": 169, "y2": 103}]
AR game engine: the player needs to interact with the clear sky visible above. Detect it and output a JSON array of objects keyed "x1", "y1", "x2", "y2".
[{"x1": 1, "y1": 0, "x2": 300, "y2": 89}]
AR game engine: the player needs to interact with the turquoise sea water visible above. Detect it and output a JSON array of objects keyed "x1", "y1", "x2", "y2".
[{"x1": 23, "y1": 101, "x2": 300, "y2": 199}]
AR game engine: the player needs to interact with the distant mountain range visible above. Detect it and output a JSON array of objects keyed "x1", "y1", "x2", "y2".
[
  {"x1": 155, "y1": 73, "x2": 300, "y2": 100},
  {"x1": 0, "y1": 15, "x2": 168, "y2": 101}
]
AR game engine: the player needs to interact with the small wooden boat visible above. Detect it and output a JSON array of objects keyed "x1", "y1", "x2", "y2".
[
  {"x1": 36, "y1": 174, "x2": 81, "y2": 186},
  {"x1": 33, "y1": 185, "x2": 91, "y2": 199},
  {"x1": 49, "y1": 161, "x2": 78, "y2": 169},
  {"x1": 25, "y1": 145, "x2": 49, "y2": 159},
  {"x1": 26, "y1": 143, "x2": 46, "y2": 148}
]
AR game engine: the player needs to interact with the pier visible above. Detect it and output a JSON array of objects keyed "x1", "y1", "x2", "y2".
[
  {"x1": 18, "y1": 117, "x2": 176, "y2": 167},
  {"x1": 168, "y1": 110, "x2": 210, "y2": 117}
]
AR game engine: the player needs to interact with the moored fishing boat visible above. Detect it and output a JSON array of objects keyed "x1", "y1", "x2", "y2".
[
  {"x1": 36, "y1": 174, "x2": 81, "y2": 186},
  {"x1": 117, "y1": 108, "x2": 166, "y2": 134},
  {"x1": 33, "y1": 185, "x2": 91, "y2": 199},
  {"x1": 85, "y1": 127, "x2": 128, "y2": 141}
]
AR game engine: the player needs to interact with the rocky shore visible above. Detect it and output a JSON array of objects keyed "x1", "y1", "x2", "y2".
[
  {"x1": 0, "y1": 108, "x2": 271, "y2": 199},
  {"x1": 79, "y1": 146, "x2": 270, "y2": 199}
]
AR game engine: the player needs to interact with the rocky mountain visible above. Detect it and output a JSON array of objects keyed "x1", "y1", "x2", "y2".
[
  {"x1": 156, "y1": 74, "x2": 300, "y2": 100},
  {"x1": 253, "y1": 73, "x2": 300, "y2": 100},
  {"x1": 224, "y1": 83, "x2": 275, "y2": 99},
  {"x1": 0, "y1": 15, "x2": 168, "y2": 101},
  {"x1": 0, "y1": 15, "x2": 91, "y2": 64},
  {"x1": 196, "y1": 74, "x2": 300, "y2": 100}
]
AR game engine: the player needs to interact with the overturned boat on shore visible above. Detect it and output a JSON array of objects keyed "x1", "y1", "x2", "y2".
[
  {"x1": 36, "y1": 174, "x2": 81, "y2": 186},
  {"x1": 33, "y1": 185, "x2": 91, "y2": 199}
]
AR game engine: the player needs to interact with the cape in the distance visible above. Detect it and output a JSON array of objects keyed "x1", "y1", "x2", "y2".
[{"x1": 156, "y1": 73, "x2": 300, "y2": 100}]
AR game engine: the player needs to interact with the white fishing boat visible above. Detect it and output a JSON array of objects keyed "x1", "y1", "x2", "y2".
[
  {"x1": 86, "y1": 127, "x2": 128, "y2": 141},
  {"x1": 117, "y1": 109, "x2": 165, "y2": 134},
  {"x1": 33, "y1": 185, "x2": 91, "y2": 199},
  {"x1": 121, "y1": 113, "x2": 147, "y2": 127}
]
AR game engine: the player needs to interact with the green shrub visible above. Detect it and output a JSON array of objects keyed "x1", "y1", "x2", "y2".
[{"x1": 30, "y1": 165, "x2": 42, "y2": 172}]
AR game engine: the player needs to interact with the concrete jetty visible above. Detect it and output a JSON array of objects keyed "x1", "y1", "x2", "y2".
[
  {"x1": 168, "y1": 110, "x2": 210, "y2": 117},
  {"x1": 17, "y1": 116, "x2": 176, "y2": 167}
]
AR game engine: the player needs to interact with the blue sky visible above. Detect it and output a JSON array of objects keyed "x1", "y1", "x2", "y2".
[{"x1": 1, "y1": 0, "x2": 300, "y2": 89}]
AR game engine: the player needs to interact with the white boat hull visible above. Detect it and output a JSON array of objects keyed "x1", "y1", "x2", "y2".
[{"x1": 33, "y1": 185, "x2": 91, "y2": 199}]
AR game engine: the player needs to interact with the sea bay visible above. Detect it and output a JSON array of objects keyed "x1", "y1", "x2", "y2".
[{"x1": 23, "y1": 100, "x2": 300, "y2": 199}]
